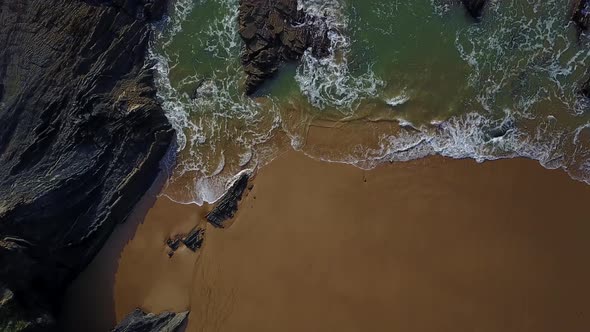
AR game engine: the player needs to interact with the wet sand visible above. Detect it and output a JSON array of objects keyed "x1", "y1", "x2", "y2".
[
  {"x1": 60, "y1": 186, "x2": 208, "y2": 331},
  {"x1": 62, "y1": 151, "x2": 590, "y2": 332}
]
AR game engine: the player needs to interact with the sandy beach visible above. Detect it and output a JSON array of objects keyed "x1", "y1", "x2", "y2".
[{"x1": 62, "y1": 149, "x2": 590, "y2": 332}]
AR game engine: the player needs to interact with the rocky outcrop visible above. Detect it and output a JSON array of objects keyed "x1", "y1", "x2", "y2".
[
  {"x1": 181, "y1": 227, "x2": 205, "y2": 251},
  {"x1": 166, "y1": 226, "x2": 205, "y2": 257},
  {"x1": 573, "y1": 0, "x2": 590, "y2": 32},
  {"x1": 461, "y1": 0, "x2": 487, "y2": 19},
  {"x1": 0, "y1": 0, "x2": 174, "y2": 330},
  {"x1": 0, "y1": 285, "x2": 54, "y2": 332},
  {"x1": 238, "y1": 0, "x2": 330, "y2": 94},
  {"x1": 206, "y1": 173, "x2": 250, "y2": 228},
  {"x1": 111, "y1": 309, "x2": 188, "y2": 332}
]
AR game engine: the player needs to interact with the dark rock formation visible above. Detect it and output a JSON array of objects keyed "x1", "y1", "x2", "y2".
[
  {"x1": 0, "y1": 285, "x2": 54, "y2": 332},
  {"x1": 238, "y1": 0, "x2": 330, "y2": 94},
  {"x1": 573, "y1": 0, "x2": 590, "y2": 32},
  {"x1": 206, "y1": 173, "x2": 250, "y2": 228},
  {"x1": 0, "y1": 0, "x2": 174, "y2": 330},
  {"x1": 166, "y1": 226, "x2": 204, "y2": 257},
  {"x1": 461, "y1": 0, "x2": 487, "y2": 19},
  {"x1": 111, "y1": 309, "x2": 188, "y2": 332},
  {"x1": 166, "y1": 237, "x2": 182, "y2": 251},
  {"x1": 181, "y1": 227, "x2": 205, "y2": 251}
]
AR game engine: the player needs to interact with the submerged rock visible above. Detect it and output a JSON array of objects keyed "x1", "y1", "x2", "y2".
[
  {"x1": 461, "y1": 0, "x2": 487, "y2": 19},
  {"x1": 238, "y1": 0, "x2": 330, "y2": 94},
  {"x1": 206, "y1": 173, "x2": 250, "y2": 228},
  {"x1": 0, "y1": 0, "x2": 173, "y2": 329},
  {"x1": 573, "y1": 0, "x2": 590, "y2": 32},
  {"x1": 111, "y1": 309, "x2": 188, "y2": 332}
]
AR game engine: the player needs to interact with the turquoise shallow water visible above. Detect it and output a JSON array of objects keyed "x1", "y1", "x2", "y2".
[{"x1": 152, "y1": 0, "x2": 590, "y2": 204}]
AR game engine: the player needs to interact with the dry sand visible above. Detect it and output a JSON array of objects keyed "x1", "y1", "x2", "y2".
[{"x1": 62, "y1": 151, "x2": 590, "y2": 332}]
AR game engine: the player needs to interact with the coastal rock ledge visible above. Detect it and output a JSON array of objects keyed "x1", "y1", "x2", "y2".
[
  {"x1": 111, "y1": 309, "x2": 188, "y2": 332},
  {"x1": 0, "y1": 0, "x2": 176, "y2": 330}
]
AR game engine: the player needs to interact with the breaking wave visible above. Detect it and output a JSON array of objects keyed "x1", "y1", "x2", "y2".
[
  {"x1": 295, "y1": 0, "x2": 384, "y2": 112},
  {"x1": 150, "y1": 0, "x2": 590, "y2": 205}
]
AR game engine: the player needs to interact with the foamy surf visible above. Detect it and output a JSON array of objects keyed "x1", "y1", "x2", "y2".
[
  {"x1": 150, "y1": 0, "x2": 281, "y2": 205},
  {"x1": 149, "y1": 0, "x2": 590, "y2": 205},
  {"x1": 385, "y1": 93, "x2": 410, "y2": 107},
  {"x1": 295, "y1": 0, "x2": 384, "y2": 112}
]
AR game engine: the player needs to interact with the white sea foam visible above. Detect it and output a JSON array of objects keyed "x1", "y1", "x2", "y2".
[
  {"x1": 295, "y1": 110, "x2": 584, "y2": 183},
  {"x1": 385, "y1": 93, "x2": 410, "y2": 107},
  {"x1": 454, "y1": 0, "x2": 590, "y2": 116},
  {"x1": 395, "y1": 118, "x2": 417, "y2": 130},
  {"x1": 150, "y1": 0, "x2": 590, "y2": 206},
  {"x1": 202, "y1": 0, "x2": 240, "y2": 60},
  {"x1": 150, "y1": 0, "x2": 281, "y2": 205},
  {"x1": 295, "y1": 0, "x2": 384, "y2": 112}
]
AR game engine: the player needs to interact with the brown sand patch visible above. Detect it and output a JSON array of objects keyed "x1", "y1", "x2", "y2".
[
  {"x1": 186, "y1": 152, "x2": 590, "y2": 332},
  {"x1": 62, "y1": 151, "x2": 590, "y2": 332}
]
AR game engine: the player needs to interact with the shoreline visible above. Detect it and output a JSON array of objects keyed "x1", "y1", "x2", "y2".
[{"x1": 61, "y1": 149, "x2": 590, "y2": 331}]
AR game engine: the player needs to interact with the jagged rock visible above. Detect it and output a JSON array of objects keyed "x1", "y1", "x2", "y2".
[
  {"x1": 0, "y1": 286, "x2": 54, "y2": 332},
  {"x1": 0, "y1": 0, "x2": 173, "y2": 329},
  {"x1": 238, "y1": 0, "x2": 330, "y2": 94},
  {"x1": 573, "y1": 0, "x2": 590, "y2": 32},
  {"x1": 206, "y1": 173, "x2": 250, "y2": 228},
  {"x1": 461, "y1": 0, "x2": 487, "y2": 19},
  {"x1": 181, "y1": 227, "x2": 205, "y2": 251},
  {"x1": 111, "y1": 309, "x2": 188, "y2": 332},
  {"x1": 166, "y1": 237, "x2": 182, "y2": 251}
]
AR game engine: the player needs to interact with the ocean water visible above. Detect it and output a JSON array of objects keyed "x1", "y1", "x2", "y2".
[{"x1": 151, "y1": 0, "x2": 590, "y2": 204}]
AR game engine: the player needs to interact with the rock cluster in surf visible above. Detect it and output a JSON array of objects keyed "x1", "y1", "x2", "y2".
[
  {"x1": 0, "y1": 0, "x2": 176, "y2": 330},
  {"x1": 206, "y1": 173, "x2": 251, "y2": 228},
  {"x1": 238, "y1": 0, "x2": 330, "y2": 95}
]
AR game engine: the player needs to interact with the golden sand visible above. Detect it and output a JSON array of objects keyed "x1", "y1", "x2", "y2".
[{"x1": 62, "y1": 149, "x2": 590, "y2": 332}]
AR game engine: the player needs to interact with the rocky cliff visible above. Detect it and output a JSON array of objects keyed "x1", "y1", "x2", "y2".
[{"x1": 0, "y1": 0, "x2": 175, "y2": 330}]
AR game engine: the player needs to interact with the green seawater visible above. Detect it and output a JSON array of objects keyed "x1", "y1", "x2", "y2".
[{"x1": 153, "y1": 0, "x2": 590, "y2": 204}]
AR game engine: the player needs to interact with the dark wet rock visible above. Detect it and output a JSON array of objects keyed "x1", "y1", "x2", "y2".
[
  {"x1": 111, "y1": 309, "x2": 188, "y2": 332},
  {"x1": 0, "y1": 0, "x2": 173, "y2": 330},
  {"x1": 238, "y1": 0, "x2": 330, "y2": 95},
  {"x1": 0, "y1": 285, "x2": 54, "y2": 332},
  {"x1": 206, "y1": 173, "x2": 250, "y2": 228},
  {"x1": 461, "y1": 0, "x2": 487, "y2": 19},
  {"x1": 580, "y1": 76, "x2": 590, "y2": 98},
  {"x1": 486, "y1": 118, "x2": 516, "y2": 141},
  {"x1": 573, "y1": 0, "x2": 590, "y2": 32},
  {"x1": 166, "y1": 237, "x2": 182, "y2": 251},
  {"x1": 182, "y1": 227, "x2": 205, "y2": 251}
]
